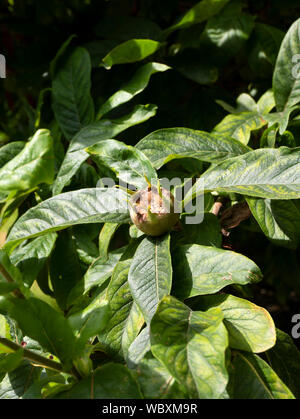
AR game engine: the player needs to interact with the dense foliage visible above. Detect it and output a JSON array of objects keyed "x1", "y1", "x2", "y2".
[{"x1": 0, "y1": 0, "x2": 300, "y2": 399}]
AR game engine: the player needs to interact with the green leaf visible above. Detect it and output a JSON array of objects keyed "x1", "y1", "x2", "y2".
[
  {"x1": 247, "y1": 197, "x2": 300, "y2": 249},
  {"x1": 136, "y1": 127, "x2": 251, "y2": 169},
  {"x1": 53, "y1": 104, "x2": 157, "y2": 195},
  {"x1": 10, "y1": 233, "x2": 57, "y2": 288},
  {"x1": 266, "y1": 329, "x2": 300, "y2": 398},
  {"x1": 150, "y1": 296, "x2": 228, "y2": 399},
  {"x1": 216, "y1": 90, "x2": 275, "y2": 116},
  {"x1": 264, "y1": 106, "x2": 299, "y2": 135},
  {"x1": 189, "y1": 147, "x2": 300, "y2": 200},
  {"x1": 87, "y1": 139, "x2": 157, "y2": 189},
  {"x1": 0, "y1": 349, "x2": 23, "y2": 374},
  {"x1": 203, "y1": 3, "x2": 255, "y2": 54},
  {"x1": 0, "y1": 142, "x2": 25, "y2": 169},
  {"x1": 228, "y1": 352, "x2": 295, "y2": 399},
  {"x1": 173, "y1": 212, "x2": 222, "y2": 248},
  {"x1": 6, "y1": 188, "x2": 130, "y2": 249},
  {"x1": 49, "y1": 230, "x2": 82, "y2": 310},
  {"x1": 72, "y1": 224, "x2": 99, "y2": 265},
  {"x1": 58, "y1": 363, "x2": 141, "y2": 398},
  {"x1": 101, "y1": 39, "x2": 161, "y2": 69},
  {"x1": 67, "y1": 247, "x2": 125, "y2": 306},
  {"x1": 0, "y1": 360, "x2": 41, "y2": 399},
  {"x1": 216, "y1": 93, "x2": 257, "y2": 114},
  {"x1": 169, "y1": 50, "x2": 218, "y2": 85},
  {"x1": 136, "y1": 352, "x2": 188, "y2": 399},
  {"x1": 0, "y1": 129, "x2": 55, "y2": 193},
  {"x1": 68, "y1": 299, "x2": 111, "y2": 345},
  {"x1": 255, "y1": 23, "x2": 284, "y2": 66},
  {"x1": 34, "y1": 88, "x2": 51, "y2": 131},
  {"x1": 52, "y1": 47, "x2": 94, "y2": 140},
  {"x1": 273, "y1": 18, "x2": 300, "y2": 112},
  {"x1": 196, "y1": 294, "x2": 276, "y2": 353},
  {"x1": 126, "y1": 326, "x2": 150, "y2": 368},
  {"x1": 257, "y1": 89, "x2": 276, "y2": 114},
  {"x1": 98, "y1": 259, "x2": 144, "y2": 358},
  {"x1": 49, "y1": 34, "x2": 76, "y2": 78},
  {"x1": 213, "y1": 112, "x2": 267, "y2": 145},
  {"x1": 4, "y1": 297, "x2": 78, "y2": 366},
  {"x1": 0, "y1": 282, "x2": 18, "y2": 295},
  {"x1": 98, "y1": 223, "x2": 120, "y2": 262},
  {"x1": 97, "y1": 62, "x2": 169, "y2": 118},
  {"x1": 128, "y1": 234, "x2": 172, "y2": 324},
  {"x1": 172, "y1": 244, "x2": 262, "y2": 299},
  {"x1": 164, "y1": 0, "x2": 230, "y2": 36}
]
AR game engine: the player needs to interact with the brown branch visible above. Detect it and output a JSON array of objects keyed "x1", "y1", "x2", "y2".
[
  {"x1": 0, "y1": 336, "x2": 80, "y2": 378},
  {"x1": 220, "y1": 202, "x2": 251, "y2": 235}
]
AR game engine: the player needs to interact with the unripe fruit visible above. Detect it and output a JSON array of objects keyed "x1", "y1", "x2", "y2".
[{"x1": 129, "y1": 185, "x2": 180, "y2": 236}]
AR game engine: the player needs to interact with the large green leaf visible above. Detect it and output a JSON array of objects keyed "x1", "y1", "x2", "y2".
[
  {"x1": 3, "y1": 297, "x2": 78, "y2": 366},
  {"x1": 10, "y1": 233, "x2": 57, "y2": 288},
  {"x1": 126, "y1": 326, "x2": 150, "y2": 368},
  {"x1": 136, "y1": 352, "x2": 189, "y2": 399},
  {"x1": 173, "y1": 212, "x2": 222, "y2": 248},
  {"x1": 188, "y1": 147, "x2": 300, "y2": 200},
  {"x1": 150, "y1": 296, "x2": 228, "y2": 399},
  {"x1": 168, "y1": 49, "x2": 218, "y2": 85},
  {"x1": 266, "y1": 329, "x2": 300, "y2": 399},
  {"x1": 97, "y1": 62, "x2": 169, "y2": 118},
  {"x1": 228, "y1": 352, "x2": 295, "y2": 399},
  {"x1": 101, "y1": 39, "x2": 161, "y2": 69},
  {"x1": 216, "y1": 90, "x2": 275, "y2": 115},
  {"x1": 247, "y1": 197, "x2": 300, "y2": 249},
  {"x1": 264, "y1": 106, "x2": 299, "y2": 135},
  {"x1": 203, "y1": 2, "x2": 255, "y2": 54},
  {"x1": 172, "y1": 244, "x2": 262, "y2": 299},
  {"x1": 98, "y1": 223, "x2": 120, "y2": 262},
  {"x1": 87, "y1": 139, "x2": 157, "y2": 189},
  {"x1": 0, "y1": 360, "x2": 41, "y2": 399},
  {"x1": 6, "y1": 188, "x2": 130, "y2": 250},
  {"x1": 196, "y1": 294, "x2": 276, "y2": 353},
  {"x1": 57, "y1": 363, "x2": 141, "y2": 399},
  {"x1": 49, "y1": 230, "x2": 82, "y2": 310},
  {"x1": 0, "y1": 349, "x2": 23, "y2": 374},
  {"x1": 52, "y1": 47, "x2": 94, "y2": 140},
  {"x1": 72, "y1": 224, "x2": 99, "y2": 265},
  {"x1": 68, "y1": 298, "x2": 110, "y2": 346},
  {"x1": 98, "y1": 259, "x2": 144, "y2": 358},
  {"x1": 52, "y1": 104, "x2": 157, "y2": 195},
  {"x1": 67, "y1": 247, "x2": 125, "y2": 306},
  {"x1": 164, "y1": 0, "x2": 230, "y2": 36},
  {"x1": 213, "y1": 112, "x2": 267, "y2": 145},
  {"x1": 128, "y1": 234, "x2": 172, "y2": 323},
  {"x1": 273, "y1": 18, "x2": 300, "y2": 112},
  {"x1": 255, "y1": 23, "x2": 284, "y2": 66},
  {"x1": 0, "y1": 130, "x2": 54, "y2": 193},
  {"x1": 0, "y1": 142, "x2": 25, "y2": 169},
  {"x1": 136, "y1": 127, "x2": 250, "y2": 169},
  {"x1": 49, "y1": 34, "x2": 76, "y2": 78}
]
